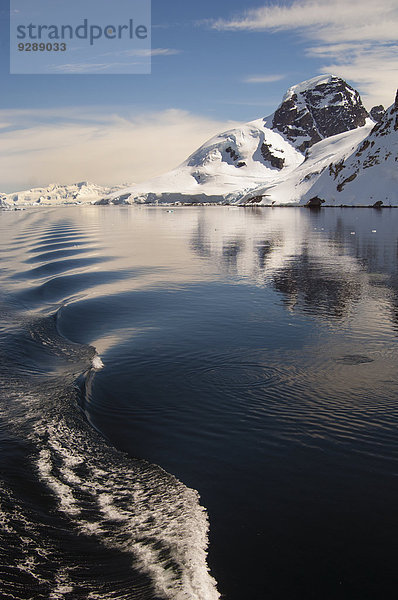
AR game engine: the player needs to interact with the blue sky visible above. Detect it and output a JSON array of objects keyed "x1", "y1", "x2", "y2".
[{"x1": 1, "y1": 0, "x2": 397, "y2": 192}]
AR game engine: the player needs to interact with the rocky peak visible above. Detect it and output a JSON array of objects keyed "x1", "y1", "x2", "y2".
[
  {"x1": 271, "y1": 75, "x2": 369, "y2": 153},
  {"x1": 369, "y1": 89, "x2": 398, "y2": 138},
  {"x1": 370, "y1": 105, "x2": 385, "y2": 122},
  {"x1": 315, "y1": 88, "x2": 398, "y2": 199}
]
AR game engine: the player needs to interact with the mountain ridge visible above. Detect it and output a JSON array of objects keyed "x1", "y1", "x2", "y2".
[
  {"x1": 300, "y1": 90, "x2": 398, "y2": 206},
  {"x1": 104, "y1": 74, "x2": 379, "y2": 206}
]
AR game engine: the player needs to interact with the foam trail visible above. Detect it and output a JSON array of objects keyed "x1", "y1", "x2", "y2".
[
  {"x1": 92, "y1": 354, "x2": 104, "y2": 370},
  {"x1": 35, "y1": 418, "x2": 220, "y2": 600},
  {"x1": 0, "y1": 312, "x2": 219, "y2": 600}
]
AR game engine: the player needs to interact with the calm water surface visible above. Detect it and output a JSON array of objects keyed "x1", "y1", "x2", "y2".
[{"x1": 0, "y1": 206, "x2": 397, "y2": 599}]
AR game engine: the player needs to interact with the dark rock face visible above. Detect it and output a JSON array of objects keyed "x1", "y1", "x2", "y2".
[
  {"x1": 272, "y1": 76, "x2": 369, "y2": 152},
  {"x1": 370, "y1": 89, "x2": 398, "y2": 137},
  {"x1": 337, "y1": 172, "x2": 357, "y2": 191},
  {"x1": 329, "y1": 159, "x2": 345, "y2": 179},
  {"x1": 225, "y1": 146, "x2": 239, "y2": 161},
  {"x1": 370, "y1": 105, "x2": 385, "y2": 122},
  {"x1": 272, "y1": 94, "x2": 318, "y2": 152},
  {"x1": 325, "y1": 90, "x2": 397, "y2": 196},
  {"x1": 225, "y1": 146, "x2": 246, "y2": 168},
  {"x1": 260, "y1": 143, "x2": 285, "y2": 169},
  {"x1": 305, "y1": 196, "x2": 325, "y2": 207}
]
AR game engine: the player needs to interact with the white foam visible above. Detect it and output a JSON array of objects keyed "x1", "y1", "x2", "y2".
[
  {"x1": 91, "y1": 354, "x2": 104, "y2": 370},
  {"x1": 49, "y1": 570, "x2": 74, "y2": 599},
  {"x1": 34, "y1": 420, "x2": 220, "y2": 600},
  {"x1": 37, "y1": 448, "x2": 81, "y2": 517}
]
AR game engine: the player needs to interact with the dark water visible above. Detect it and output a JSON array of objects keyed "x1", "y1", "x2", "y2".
[{"x1": 0, "y1": 206, "x2": 398, "y2": 599}]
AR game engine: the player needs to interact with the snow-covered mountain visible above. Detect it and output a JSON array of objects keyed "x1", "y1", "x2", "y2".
[
  {"x1": 105, "y1": 75, "x2": 374, "y2": 205},
  {"x1": 3, "y1": 75, "x2": 394, "y2": 209},
  {"x1": 301, "y1": 91, "x2": 398, "y2": 206},
  {"x1": 270, "y1": 75, "x2": 368, "y2": 152},
  {"x1": 0, "y1": 181, "x2": 131, "y2": 209}
]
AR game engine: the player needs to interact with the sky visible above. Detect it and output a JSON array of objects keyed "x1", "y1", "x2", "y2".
[{"x1": 0, "y1": 0, "x2": 397, "y2": 193}]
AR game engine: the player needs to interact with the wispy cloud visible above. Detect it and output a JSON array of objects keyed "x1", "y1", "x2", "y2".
[
  {"x1": 244, "y1": 74, "x2": 286, "y2": 84},
  {"x1": 135, "y1": 48, "x2": 181, "y2": 56},
  {"x1": 0, "y1": 108, "x2": 238, "y2": 193},
  {"x1": 101, "y1": 48, "x2": 182, "y2": 58},
  {"x1": 41, "y1": 48, "x2": 180, "y2": 74},
  {"x1": 211, "y1": 0, "x2": 398, "y2": 107},
  {"x1": 307, "y1": 42, "x2": 398, "y2": 108},
  {"x1": 212, "y1": 0, "x2": 396, "y2": 39},
  {"x1": 49, "y1": 63, "x2": 128, "y2": 73}
]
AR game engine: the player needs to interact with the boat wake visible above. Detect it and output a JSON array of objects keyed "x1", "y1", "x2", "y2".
[{"x1": 0, "y1": 216, "x2": 219, "y2": 600}]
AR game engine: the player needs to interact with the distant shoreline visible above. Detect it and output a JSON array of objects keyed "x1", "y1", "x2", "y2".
[{"x1": 2, "y1": 203, "x2": 398, "y2": 211}]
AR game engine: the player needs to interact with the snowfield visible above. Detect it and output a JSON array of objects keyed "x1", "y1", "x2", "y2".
[
  {"x1": 105, "y1": 121, "x2": 305, "y2": 205},
  {"x1": 240, "y1": 120, "x2": 374, "y2": 205}
]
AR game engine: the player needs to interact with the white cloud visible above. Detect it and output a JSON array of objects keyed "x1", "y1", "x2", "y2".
[
  {"x1": 244, "y1": 74, "x2": 286, "y2": 83},
  {"x1": 49, "y1": 63, "x2": 125, "y2": 73},
  {"x1": 312, "y1": 44, "x2": 398, "y2": 108},
  {"x1": 100, "y1": 48, "x2": 181, "y2": 58},
  {"x1": 47, "y1": 48, "x2": 181, "y2": 73},
  {"x1": 0, "y1": 108, "x2": 238, "y2": 193},
  {"x1": 212, "y1": 0, "x2": 398, "y2": 107},
  {"x1": 134, "y1": 48, "x2": 181, "y2": 56},
  {"x1": 212, "y1": 0, "x2": 397, "y2": 39}
]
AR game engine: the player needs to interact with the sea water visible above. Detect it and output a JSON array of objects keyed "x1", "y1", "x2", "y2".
[{"x1": 0, "y1": 205, "x2": 397, "y2": 599}]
